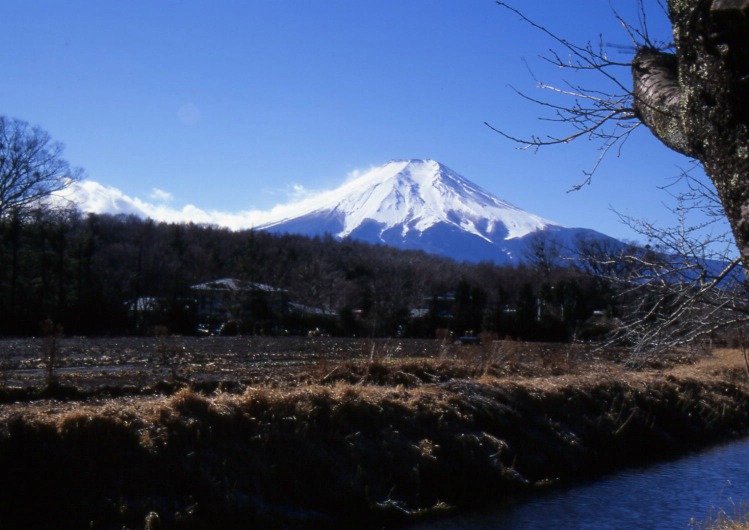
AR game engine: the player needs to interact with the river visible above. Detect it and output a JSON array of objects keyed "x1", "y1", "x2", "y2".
[{"x1": 409, "y1": 437, "x2": 749, "y2": 529}]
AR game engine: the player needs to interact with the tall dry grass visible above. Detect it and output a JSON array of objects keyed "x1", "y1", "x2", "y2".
[
  {"x1": 693, "y1": 503, "x2": 749, "y2": 530},
  {"x1": 0, "y1": 343, "x2": 747, "y2": 528}
]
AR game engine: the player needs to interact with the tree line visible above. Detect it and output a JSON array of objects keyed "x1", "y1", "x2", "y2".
[
  {"x1": 2, "y1": 111, "x2": 736, "y2": 348},
  {"x1": 0, "y1": 206, "x2": 618, "y2": 340}
]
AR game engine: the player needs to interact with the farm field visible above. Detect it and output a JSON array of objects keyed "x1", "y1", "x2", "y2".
[
  {"x1": 0, "y1": 336, "x2": 442, "y2": 392},
  {"x1": 0, "y1": 335, "x2": 689, "y2": 392},
  {"x1": 0, "y1": 335, "x2": 654, "y2": 401}
]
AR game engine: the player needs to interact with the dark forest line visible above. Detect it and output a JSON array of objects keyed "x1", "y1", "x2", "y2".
[{"x1": 0, "y1": 207, "x2": 617, "y2": 340}]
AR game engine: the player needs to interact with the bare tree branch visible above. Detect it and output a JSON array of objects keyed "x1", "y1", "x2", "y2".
[
  {"x1": 0, "y1": 116, "x2": 81, "y2": 219},
  {"x1": 489, "y1": 2, "x2": 667, "y2": 186},
  {"x1": 496, "y1": 0, "x2": 749, "y2": 358},
  {"x1": 577, "y1": 169, "x2": 747, "y2": 357}
]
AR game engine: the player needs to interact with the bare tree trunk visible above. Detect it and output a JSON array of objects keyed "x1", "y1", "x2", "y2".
[
  {"x1": 633, "y1": 0, "x2": 749, "y2": 270},
  {"x1": 493, "y1": 1, "x2": 749, "y2": 352}
]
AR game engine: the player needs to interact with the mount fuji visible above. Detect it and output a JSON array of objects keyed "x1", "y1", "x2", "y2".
[{"x1": 257, "y1": 159, "x2": 620, "y2": 265}]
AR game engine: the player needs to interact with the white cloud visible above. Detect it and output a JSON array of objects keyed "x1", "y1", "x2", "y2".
[
  {"x1": 149, "y1": 188, "x2": 174, "y2": 202},
  {"x1": 53, "y1": 161, "x2": 382, "y2": 231},
  {"x1": 343, "y1": 163, "x2": 382, "y2": 183},
  {"x1": 344, "y1": 168, "x2": 363, "y2": 183},
  {"x1": 288, "y1": 183, "x2": 312, "y2": 200},
  {"x1": 53, "y1": 179, "x2": 324, "y2": 231},
  {"x1": 260, "y1": 182, "x2": 317, "y2": 202}
]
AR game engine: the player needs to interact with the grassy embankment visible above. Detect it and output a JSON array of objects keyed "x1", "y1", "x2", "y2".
[{"x1": 2, "y1": 341, "x2": 749, "y2": 528}]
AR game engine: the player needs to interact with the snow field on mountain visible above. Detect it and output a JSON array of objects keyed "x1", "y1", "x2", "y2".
[{"x1": 260, "y1": 159, "x2": 553, "y2": 241}]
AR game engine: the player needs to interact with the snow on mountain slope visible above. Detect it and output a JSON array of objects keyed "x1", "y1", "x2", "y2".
[
  {"x1": 261, "y1": 159, "x2": 551, "y2": 241},
  {"x1": 60, "y1": 158, "x2": 618, "y2": 265},
  {"x1": 258, "y1": 159, "x2": 616, "y2": 264}
]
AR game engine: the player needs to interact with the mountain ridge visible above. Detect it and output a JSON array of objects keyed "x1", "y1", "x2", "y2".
[{"x1": 258, "y1": 159, "x2": 618, "y2": 264}]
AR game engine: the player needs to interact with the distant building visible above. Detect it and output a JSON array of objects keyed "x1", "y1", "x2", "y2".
[
  {"x1": 286, "y1": 302, "x2": 338, "y2": 318},
  {"x1": 191, "y1": 278, "x2": 288, "y2": 333},
  {"x1": 127, "y1": 296, "x2": 164, "y2": 330}
]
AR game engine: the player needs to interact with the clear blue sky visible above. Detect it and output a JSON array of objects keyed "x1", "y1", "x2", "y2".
[{"x1": 1, "y1": 1, "x2": 714, "y2": 243}]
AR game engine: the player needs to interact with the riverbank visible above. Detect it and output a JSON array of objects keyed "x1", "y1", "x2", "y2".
[{"x1": 1, "y1": 344, "x2": 748, "y2": 528}]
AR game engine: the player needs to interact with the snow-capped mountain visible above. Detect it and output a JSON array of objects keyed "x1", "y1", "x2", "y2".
[{"x1": 258, "y1": 159, "x2": 618, "y2": 264}]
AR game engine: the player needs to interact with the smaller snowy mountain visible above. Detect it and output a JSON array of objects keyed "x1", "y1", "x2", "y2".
[{"x1": 258, "y1": 159, "x2": 618, "y2": 265}]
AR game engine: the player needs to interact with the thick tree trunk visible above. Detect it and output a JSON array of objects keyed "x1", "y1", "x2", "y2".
[{"x1": 632, "y1": 0, "x2": 749, "y2": 266}]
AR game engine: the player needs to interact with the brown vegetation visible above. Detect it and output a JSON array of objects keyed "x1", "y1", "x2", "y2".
[
  {"x1": 694, "y1": 499, "x2": 749, "y2": 530},
  {"x1": 0, "y1": 338, "x2": 747, "y2": 528}
]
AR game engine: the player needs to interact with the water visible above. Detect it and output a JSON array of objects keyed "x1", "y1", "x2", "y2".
[{"x1": 409, "y1": 437, "x2": 749, "y2": 529}]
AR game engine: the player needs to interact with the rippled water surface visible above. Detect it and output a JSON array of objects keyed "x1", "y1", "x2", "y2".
[{"x1": 410, "y1": 437, "x2": 749, "y2": 530}]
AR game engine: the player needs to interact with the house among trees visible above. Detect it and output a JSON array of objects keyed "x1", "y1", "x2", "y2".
[
  {"x1": 0, "y1": 207, "x2": 616, "y2": 340},
  {"x1": 127, "y1": 296, "x2": 165, "y2": 331},
  {"x1": 191, "y1": 278, "x2": 288, "y2": 334},
  {"x1": 126, "y1": 278, "x2": 340, "y2": 336}
]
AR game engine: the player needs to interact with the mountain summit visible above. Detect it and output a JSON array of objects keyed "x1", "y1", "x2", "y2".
[{"x1": 258, "y1": 159, "x2": 614, "y2": 264}]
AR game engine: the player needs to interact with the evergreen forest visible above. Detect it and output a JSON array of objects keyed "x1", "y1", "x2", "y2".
[{"x1": 0, "y1": 207, "x2": 618, "y2": 340}]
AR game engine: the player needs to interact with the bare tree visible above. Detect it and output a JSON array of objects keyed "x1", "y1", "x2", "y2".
[
  {"x1": 489, "y1": 2, "x2": 651, "y2": 189},
  {"x1": 525, "y1": 233, "x2": 562, "y2": 282},
  {"x1": 577, "y1": 166, "x2": 748, "y2": 354},
  {"x1": 494, "y1": 0, "x2": 749, "y2": 351},
  {"x1": 633, "y1": 1, "x2": 749, "y2": 269},
  {"x1": 0, "y1": 116, "x2": 80, "y2": 219},
  {"x1": 494, "y1": 0, "x2": 749, "y2": 262}
]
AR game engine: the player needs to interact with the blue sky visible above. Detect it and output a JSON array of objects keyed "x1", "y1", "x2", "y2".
[{"x1": 2, "y1": 1, "x2": 717, "y2": 243}]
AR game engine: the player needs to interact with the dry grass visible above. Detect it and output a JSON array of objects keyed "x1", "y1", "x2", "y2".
[
  {"x1": 0, "y1": 340, "x2": 747, "y2": 528},
  {"x1": 693, "y1": 503, "x2": 749, "y2": 530},
  {"x1": 702, "y1": 519, "x2": 749, "y2": 530}
]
